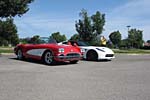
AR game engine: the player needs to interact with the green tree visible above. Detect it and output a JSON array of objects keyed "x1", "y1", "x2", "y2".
[
  {"x1": 109, "y1": 31, "x2": 121, "y2": 48},
  {"x1": 70, "y1": 34, "x2": 80, "y2": 41},
  {"x1": 75, "y1": 9, "x2": 105, "y2": 42},
  {"x1": 0, "y1": 0, "x2": 34, "y2": 18},
  {"x1": 28, "y1": 35, "x2": 40, "y2": 44},
  {"x1": 19, "y1": 37, "x2": 30, "y2": 44},
  {"x1": 120, "y1": 39, "x2": 129, "y2": 49},
  {"x1": 128, "y1": 28, "x2": 143, "y2": 48},
  {"x1": 0, "y1": 0, "x2": 34, "y2": 46},
  {"x1": 75, "y1": 9, "x2": 93, "y2": 41},
  {"x1": 0, "y1": 37, "x2": 8, "y2": 46},
  {"x1": 50, "y1": 32, "x2": 67, "y2": 43},
  {"x1": 0, "y1": 18, "x2": 19, "y2": 46},
  {"x1": 91, "y1": 11, "x2": 105, "y2": 36}
]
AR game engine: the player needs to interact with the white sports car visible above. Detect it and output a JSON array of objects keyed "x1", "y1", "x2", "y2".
[{"x1": 59, "y1": 41, "x2": 115, "y2": 61}]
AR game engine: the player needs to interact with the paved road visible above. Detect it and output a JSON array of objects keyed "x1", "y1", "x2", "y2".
[{"x1": 0, "y1": 54, "x2": 150, "y2": 100}]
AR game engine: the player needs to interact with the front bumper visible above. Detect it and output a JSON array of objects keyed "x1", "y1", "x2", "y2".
[
  {"x1": 54, "y1": 53, "x2": 81, "y2": 61},
  {"x1": 98, "y1": 54, "x2": 115, "y2": 60}
]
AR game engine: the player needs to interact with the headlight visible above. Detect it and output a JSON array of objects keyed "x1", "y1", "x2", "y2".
[
  {"x1": 58, "y1": 48, "x2": 64, "y2": 53},
  {"x1": 80, "y1": 49, "x2": 86, "y2": 53}
]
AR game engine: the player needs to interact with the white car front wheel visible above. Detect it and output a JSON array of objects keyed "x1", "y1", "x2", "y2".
[{"x1": 86, "y1": 50, "x2": 98, "y2": 61}]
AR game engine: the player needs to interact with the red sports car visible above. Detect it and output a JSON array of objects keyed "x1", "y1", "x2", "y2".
[{"x1": 14, "y1": 37, "x2": 82, "y2": 65}]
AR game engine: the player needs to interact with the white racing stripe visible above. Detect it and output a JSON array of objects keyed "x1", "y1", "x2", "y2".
[{"x1": 27, "y1": 49, "x2": 46, "y2": 56}]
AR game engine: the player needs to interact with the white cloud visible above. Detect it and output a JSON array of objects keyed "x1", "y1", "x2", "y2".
[
  {"x1": 14, "y1": 16, "x2": 77, "y2": 39},
  {"x1": 112, "y1": 0, "x2": 150, "y2": 17},
  {"x1": 104, "y1": 0, "x2": 150, "y2": 41},
  {"x1": 14, "y1": 0, "x2": 150, "y2": 41}
]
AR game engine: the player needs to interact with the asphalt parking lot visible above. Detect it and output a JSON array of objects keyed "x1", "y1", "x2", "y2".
[{"x1": 0, "y1": 54, "x2": 150, "y2": 100}]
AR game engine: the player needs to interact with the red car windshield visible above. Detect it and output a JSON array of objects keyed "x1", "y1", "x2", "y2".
[{"x1": 39, "y1": 37, "x2": 57, "y2": 44}]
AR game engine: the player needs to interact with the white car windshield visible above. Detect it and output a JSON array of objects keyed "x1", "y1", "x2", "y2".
[{"x1": 77, "y1": 41, "x2": 89, "y2": 46}]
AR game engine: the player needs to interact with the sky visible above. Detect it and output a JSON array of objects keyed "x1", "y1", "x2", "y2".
[{"x1": 14, "y1": 0, "x2": 150, "y2": 41}]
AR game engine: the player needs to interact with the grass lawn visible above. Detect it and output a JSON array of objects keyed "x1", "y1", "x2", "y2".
[
  {"x1": 113, "y1": 49, "x2": 150, "y2": 54},
  {"x1": 0, "y1": 47, "x2": 14, "y2": 54}
]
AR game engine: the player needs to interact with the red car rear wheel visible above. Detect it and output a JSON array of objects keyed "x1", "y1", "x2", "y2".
[{"x1": 17, "y1": 49, "x2": 24, "y2": 60}]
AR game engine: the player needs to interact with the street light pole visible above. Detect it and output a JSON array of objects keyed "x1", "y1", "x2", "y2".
[
  {"x1": 127, "y1": 25, "x2": 132, "y2": 48},
  {"x1": 127, "y1": 25, "x2": 131, "y2": 32}
]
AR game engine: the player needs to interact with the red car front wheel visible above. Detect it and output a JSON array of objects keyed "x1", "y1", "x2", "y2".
[{"x1": 43, "y1": 51, "x2": 55, "y2": 65}]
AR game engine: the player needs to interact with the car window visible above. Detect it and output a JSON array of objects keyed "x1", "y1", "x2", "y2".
[
  {"x1": 62, "y1": 41, "x2": 68, "y2": 44},
  {"x1": 39, "y1": 37, "x2": 57, "y2": 44},
  {"x1": 77, "y1": 41, "x2": 89, "y2": 46},
  {"x1": 62, "y1": 41, "x2": 89, "y2": 46}
]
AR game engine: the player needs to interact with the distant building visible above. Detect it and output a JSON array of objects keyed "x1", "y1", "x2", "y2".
[
  {"x1": 143, "y1": 42, "x2": 150, "y2": 49},
  {"x1": 144, "y1": 42, "x2": 150, "y2": 47}
]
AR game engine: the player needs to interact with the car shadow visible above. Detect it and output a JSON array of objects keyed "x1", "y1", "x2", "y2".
[
  {"x1": 9, "y1": 57, "x2": 77, "y2": 66},
  {"x1": 81, "y1": 59, "x2": 111, "y2": 62}
]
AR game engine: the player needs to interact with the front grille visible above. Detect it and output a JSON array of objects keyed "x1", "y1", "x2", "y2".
[
  {"x1": 105, "y1": 54, "x2": 114, "y2": 57},
  {"x1": 66, "y1": 53, "x2": 80, "y2": 59}
]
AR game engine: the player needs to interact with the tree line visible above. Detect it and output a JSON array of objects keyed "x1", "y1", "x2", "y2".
[
  {"x1": 20, "y1": 28, "x2": 145, "y2": 50},
  {"x1": 19, "y1": 32, "x2": 67, "y2": 44},
  {"x1": 0, "y1": 1, "x2": 149, "y2": 49},
  {"x1": 0, "y1": 0, "x2": 33, "y2": 46},
  {"x1": 109, "y1": 29, "x2": 143, "y2": 49}
]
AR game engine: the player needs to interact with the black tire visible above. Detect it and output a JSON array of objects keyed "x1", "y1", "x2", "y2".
[
  {"x1": 42, "y1": 51, "x2": 55, "y2": 65},
  {"x1": 70, "y1": 60, "x2": 79, "y2": 64},
  {"x1": 86, "y1": 50, "x2": 98, "y2": 61},
  {"x1": 17, "y1": 49, "x2": 24, "y2": 60}
]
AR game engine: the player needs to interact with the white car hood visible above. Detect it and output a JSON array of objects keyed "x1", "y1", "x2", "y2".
[{"x1": 80, "y1": 46, "x2": 114, "y2": 54}]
